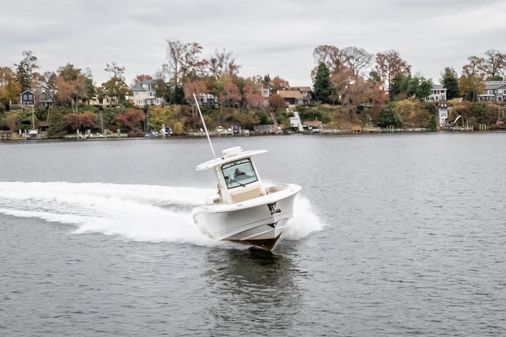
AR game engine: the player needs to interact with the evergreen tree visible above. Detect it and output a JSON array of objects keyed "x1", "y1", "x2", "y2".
[
  {"x1": 15, "y1": 50, "x2": 39, "y2": 91},
  {"x1": 83, "y1": 68, "x2": 96, "y2": 99},
  {"x1": 389, "y1": 74, "x2": 432, "y2": 100},
  {"x1": 389, "y1": 74, "x2": 408, "y2": 100},
  {"x1": 414, "y1": 77, "x2": 432, "y2": 100},
  {"x1": 313, "y1": 62, "x2": 331, "y2": 103},
  {"x1": 441, "y1": 67, "x2": 460, "y2": 100},
  {"x1": 173, "y1": 85, "x2": 186, "y2": 104}
]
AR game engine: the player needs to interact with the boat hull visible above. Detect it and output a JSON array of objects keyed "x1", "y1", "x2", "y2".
[{"x1": 192, "y1": 184, "x2": 301, "y2": 251}]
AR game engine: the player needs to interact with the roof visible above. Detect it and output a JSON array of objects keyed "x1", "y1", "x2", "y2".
[
  {"x1": 196, "y1": 147, "x2": 267, "y2": 171},
  {"x1": 484, "y1": 81, "x2": 506, "y2": 90},
  {"x1": 432, "y1": 84, "x2": 446, "y2": 90},
  {"x1": 131, "y1": 79, "x2": 155, "y2": 92},
  {"x1": 277, "y1": 90, "x2": 303, "y2": 99},
  {"x1": 38, "y1": 91, "x2": 54, "y2": 103},
  {"x1": 289, "y1": 86, "x2": 312, "y2": 92},
  {"x1": 20, "y1": 90, "x2": 33, "y2": 95}
]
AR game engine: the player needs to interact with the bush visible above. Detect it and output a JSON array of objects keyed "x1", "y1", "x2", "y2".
[
  {"x1": 377, "y1": 103, "x2": 402, "y2": 128},
  {"x1": 64, "y1": 111, "x2": 98, "y2": 132},
  {"x1": 232, "y1": 110, "x2": 260, "y2": 128},
  {"x1": 448, "y1": 101, "x2": 497, "y2": 127},
  {"x1": 296, "y1": 105, "x2": 331, "y2": 124},
  {"x1": 172, "y1": 121, "x2": 185, "y2": 135},
  {"x1": 148, "y1": 107, "x2": 172, "y2": 131},
  {"x1": 470, "y1": 102, "x2": 495, "y2": 126},
  {"x1": 47, "y1": 109, "x2": 67, "y2": 137},
  {"x1": 115, "y1": 108, "x2": 145, "y2": 136},
  {"x1": 255, "y1": 110, "x2": 270, "y2": 124}
]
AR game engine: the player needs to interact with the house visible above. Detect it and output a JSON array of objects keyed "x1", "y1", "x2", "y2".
[
  {"x1": 276, "y1": 86, "x2": 313, "y2": 106},
  {"x1": 277, "y1": 90, "x2": 304, "y2": 106},
  {"x1": 36, "y1": 91, "x2": 54, "y2": 108},
  {"x1": 197, "y1": 93, "x2": 219, "y2": 106},
  {"x1": 478, "y1": 81, "x2": 506, "y2": 102},
  {"x1": 131, "y1": 80, "x2": 164, "y2": 106},
  {"x1": 289, "y1": 86, "x2": 313, "y2": 105},
  {"x1": 424, "y1": 84, "x2": 447, "y2": 102},
  {"x1": 423, "y1": 84, "x2": 450, "y2": 128},
  {"x1": 20, "y1": 90, "x2": 35, "y2": 105},
  {"x1": 89, "y1": 96, "x2": 119, "y2": 107}
]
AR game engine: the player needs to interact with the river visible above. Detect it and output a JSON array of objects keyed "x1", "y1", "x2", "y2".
[{"x1": 1, "y1": 133, "x2": 505, "y2": 336}]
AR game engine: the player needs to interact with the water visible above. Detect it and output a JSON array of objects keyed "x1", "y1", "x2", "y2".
[{"x1": 1, "y1": 134, "x2": 505, "y2": 336}]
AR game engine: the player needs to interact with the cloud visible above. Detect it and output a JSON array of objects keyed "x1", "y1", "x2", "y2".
[{"x1": 0, "y1": 0, "x2": 504, "y2": 86}]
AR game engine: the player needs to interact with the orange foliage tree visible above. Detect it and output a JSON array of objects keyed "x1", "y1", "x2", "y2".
[{"x1": 115, "y1": 108, "x2": 145, "y2": 136}]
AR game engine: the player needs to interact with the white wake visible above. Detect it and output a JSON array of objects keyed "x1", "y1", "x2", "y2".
[{"x1": 0, "y1": 182, "x2": 324, "y2": 247}]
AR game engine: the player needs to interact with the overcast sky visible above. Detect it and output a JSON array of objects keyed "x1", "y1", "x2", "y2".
[{"x1": 1, "y1": 0, "x2": 505, "y2": 86}]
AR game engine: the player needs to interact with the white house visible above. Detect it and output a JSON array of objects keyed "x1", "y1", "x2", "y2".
[
  {"x1": 423, "y1": 84, "x2": 449, "y2": 128},
  {"x1": 89, "y1": 96, "x2": 118, "y2": 107},
  {"x1": 131, "y1": 80, "x2": 164, "y2": 106},
  {"x1": 424, "y1": 84, "x2": 447, "y2": 102},
  {"x1": 478, "y1": 81, "x2": 506, "y2": 102},
  {"x1": 197, "y1": 93, "x2": 219, "y2": 106}
]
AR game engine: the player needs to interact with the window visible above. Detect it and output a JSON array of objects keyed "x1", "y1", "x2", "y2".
[{"x1": 221, "y1": 159, "x2": 258, "y2": 189}]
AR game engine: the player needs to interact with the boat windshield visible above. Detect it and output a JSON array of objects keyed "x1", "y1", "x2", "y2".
[{"x1": 222, "y1": 159, "x2": 258, "y2": 189}]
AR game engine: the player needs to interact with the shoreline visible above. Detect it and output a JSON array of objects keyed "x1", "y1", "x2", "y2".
[{"x1": 1, "y1": 129, "x2": 505, "y2": 144}]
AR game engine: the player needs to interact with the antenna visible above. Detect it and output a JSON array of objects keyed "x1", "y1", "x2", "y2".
[{"x1": 193, "y1": 93, "x2": 216, "y2": 158}]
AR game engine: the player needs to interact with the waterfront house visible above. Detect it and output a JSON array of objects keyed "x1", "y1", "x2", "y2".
[
  {"x1": 478, "y1": 81, "x2": 506, "y2": 102},
  {"x1": 423, "y1": 84, "x2": 450, "y2": 128},
  {"x1": 197, "y1": 93, "x2": 219, "y2": 106},
  {"x1": 424, "y1": 84, "x2": 447, "y2": 102},
  {"x1": 20, "y1": 90, "x2": 35, "y2": 106},
  {"x1": 277, "y1": 90, "x2": 304, "y2": 106},
  {"x1": 36, "y1": 91, "x2": 54, "y2": 108},
  {"x1": 289, "y1": 86, "x2": 313, "y2": 105},
  {"x1": 276, "y1": 86, "x2": 313, "y2": 106},
  {"x1": 89, "y1": 96, "x2": 118, "y2": 107},
  {"x1": 131, "y1": 79, "x2": 164, "y2": 106}
]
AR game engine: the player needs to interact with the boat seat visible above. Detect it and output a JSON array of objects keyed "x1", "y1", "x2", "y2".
[{"x1": 231, "y1": 186, "x2": 265, "y2": 203}]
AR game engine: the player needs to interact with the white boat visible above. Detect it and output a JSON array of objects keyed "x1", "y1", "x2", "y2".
[{"x1": 192, "y1": 146, "x2": 301, "y2": 250}]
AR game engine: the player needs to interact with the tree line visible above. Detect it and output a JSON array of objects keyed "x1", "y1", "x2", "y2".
[{"x1": 1, "y1": 42, "x2": 505, "y2": 136}]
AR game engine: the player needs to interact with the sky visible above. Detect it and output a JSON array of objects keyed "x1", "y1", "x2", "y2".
[{"x1": 1, "y1": 0, "x2": 505, "y2": 86}]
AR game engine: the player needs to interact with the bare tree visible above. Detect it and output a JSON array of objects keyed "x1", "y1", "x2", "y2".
[
  {"x1": 166, "y1": 39, "x2": 204, "y2": 85},
  {"x1": 483, "y1": 49, "x2": 506, "y2": 79},
  {"x1": 342, "y1": 47, "x2": 373, "y2": 76},
  {"x1": 375, "y1": 50, "x2": 411, "y2": 91},
  {"x1": 207, "y1": 49, "x2": 240, "y2": 78},
  {"x1": 312, "y1": 45, "x2": 346, "y2": 77},
  {"x1": 15, "y1": 50, "x2": 39, "y2": 91},
  {"x1": 105, "y1": 62, "x2": 125, "y2": 79}
]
